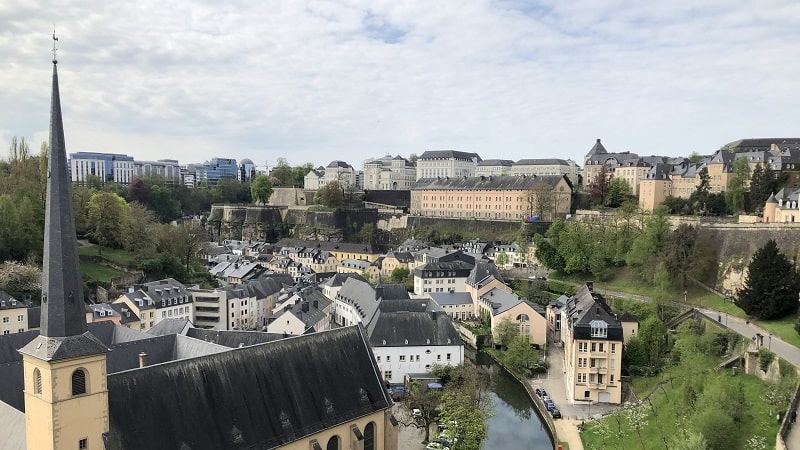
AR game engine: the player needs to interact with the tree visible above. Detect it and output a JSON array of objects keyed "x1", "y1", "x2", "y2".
[
  {"x1": 688, "y1": 167, "x2": 711, "y2": 214},
  {"x1": 494, "y1": 251, "x2": 509, "y2": 268},
  {"x1": 587, "y1": 165, "x2": 611, "y2": 205},
  {"x1": 315, "y1": 182, "x2": 345, "y2": 208},
  {"x1": 626, "y1": 207, "x2": 670, "y2": 282},
  {"x1": 526, "y1": 184, "x2": 555, "y2": 220},
  {"x1": 494, "y1": 318, "x2": 519, "y2": 349},
  {"x1": 504, "y1": 335, "x2": 538, "y2": 375},
  {"x1": 438, "y1": 390, "x2": 489, "y2": 450},
  {"x1": 725, "y1": 157, "x2": 750, "y2": 214},
  {"x1": 0, "y1": 261, "x2": 42, "y2": 294},
  {"x1": 291, "y1": 163, "x2": 314, "y2": 187},
  {"x1": 688, "y1": 151, "x2": 703, "y2": 163},
  {"x1": 86, "y1": 191, "x2": 129, "y2": 253},
  {"x1": 149, "y1": 184, "x2": 182, "y2": 222},
  {"x1": 402, "y1": 381, "x2": 441, "y2": 443},
  {"x1": 167, "y1": 224, "x2": 208, "y2": 273},
  {"x1": 250, "y1": 174, "x2": 274, "y2": 205},
  {"x1": 735, "y1": 239, "x2": 800, "y2": 320},
  {"x1": 269, "y1": 158, "x2": 294, "y2": 186},
  {"x1": 605, "y1": 178, "x2": 632, "y2": 208},
  {"x1": 127, "y1": 178, "x2": 150, "y2": 206},
  {"x1": 637, "y1": 316, "x2": 668, "y2": 371}
]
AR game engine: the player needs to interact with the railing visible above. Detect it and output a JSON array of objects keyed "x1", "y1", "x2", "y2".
[{"x1": 777, "y1": 382, "x2": 800, "y2": 450}]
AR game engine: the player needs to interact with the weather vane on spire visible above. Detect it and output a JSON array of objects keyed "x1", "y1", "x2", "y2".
[{"x1": 52, "y1": 26, "x2": 58, "y2": 62}]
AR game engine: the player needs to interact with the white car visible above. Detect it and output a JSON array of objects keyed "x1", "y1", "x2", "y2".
[{"x1": 412, "y1": 408, "x2": 422, "y2": 418}]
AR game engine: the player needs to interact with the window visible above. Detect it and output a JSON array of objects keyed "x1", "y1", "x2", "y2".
[
  {"x1": 79, "y1": 438, "x2": 88, "y2": 449},
  {"x1": 376, "y1": 356, "x2": 381, "y2": 362},
  {"x1": 33, "y1": 368, "x2": 42, "y2": 394},
  {"x1": 416, "y1": 355, "x2": 420, "y2": 362},
  {"x1": 2, "y1": 317, "x2": 8, "y2": 323},
  {"x1": 364, "y1": 422, "x2": 376, "y2": 450},
  {"x1": 399, "y1": 355, "x2": 406, "y2": 362},
  {"x1": 577, "y1": 373, "x2": 586, "y2": 383},
  {"x1": 383, "y1": 370, "x2": 392, "y2": 381},
  {"x1": 599, "y1": 343, "x2": 604, "y2": 352},
  {"x1": 437, "y1": 355, "x2": 441, "y2": 361},
  {"x1": 610, "y1": 374, "x2": 615, "y2": 383},
  {"x1": 446, "y1": 353, "x2": 451, "y2": 361},
  {"x1": 584, "y1": 390, "x2": 591, "y2": 398},
  {"x1": 325, "y1": 436, "x2": 339, "y2": 450},
  {"x1": 611, "y1": 344, "x2": 616, "y2": 354},
  {"x1": 17, "y1": 315, "x2": 23, "y2": 322},
  {"x1": 71, "y1": 369, "x2": 87, "y2": 396},
  {"x1": 591, "y1": 342, "x2": 596, "y2": 352},
  {"x1": 578, "y1": 342, "x2": 587, "y2": 352}
]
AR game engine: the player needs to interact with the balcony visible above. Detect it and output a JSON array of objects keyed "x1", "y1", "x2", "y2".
[
  {"x1": 589, "y1": 367, "x2": 598, "y2": 374},
  {"x1": 598, "y1": 367, "x2": 608, "y2": 374}
]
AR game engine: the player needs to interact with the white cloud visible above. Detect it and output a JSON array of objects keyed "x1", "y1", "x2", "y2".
[{"x1": 1, "y1": 0, "x2": 799, "y2": 168}]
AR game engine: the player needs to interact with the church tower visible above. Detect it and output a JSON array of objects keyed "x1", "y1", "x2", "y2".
[{"x1": 19, "y1": 34, "x2": 109, "y2": 450}]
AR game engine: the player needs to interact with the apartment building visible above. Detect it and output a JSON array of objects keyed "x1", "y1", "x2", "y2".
[
  {"x1": 0, "y1": 292, "x2": 30, "y2": 335},
  {"x1": 363, "y1": 155, "x2": 416, "y2": 190},
  {"x1": 511, "y1": 158, "x2": 580, "y2": 185}
]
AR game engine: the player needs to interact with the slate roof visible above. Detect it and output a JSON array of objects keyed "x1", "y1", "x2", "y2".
[
  {"x1": 276, "y1": 239, "x2": 378, "y2": 255},
  {"x1": 412, "y1": 175, "x2": 568, "y2": 191},
  {"x1": 148, "y1": 318, "x2": 192, "y2": 336},
  {"x1": 105, "y1": 326, "x2": 391, "y2": 450},
  {"x1": 585, "y1": 138, "x2": 608, "y2": 156},
  {"x1": 326, "y1": 160, "x2": 353, "y2": 169},
  {"x1": 467, "y1": 261, "x2": 504, "y2": 287},
  {"x1": 336, "y1": 278, "x2": 383, "y2": 324},
  {"x1": 19, "y1": 333, "x2": 108, "y2": 362},
  {"x1": 565, "y1": 284, "x2": 624, "y2": 341},
  {"x1": 375, "y1": 283, "x2": 411, "y2": 301},
  {"x1": 478, "y1": 159, "x2": 514, "y2": 167},
  {"x1": 366, "y1": 301, "x2": 461, "y2": 347},
  {"x1": 479, "y1": 289, "x2": 543, "y2": 316},
  {"x1": 418, "y1": 150, "x2": 482, "y2": 162},
  {"x1": 0, "y1": 291, "x2": 21, "y2": 309},
  {"x1": 644, "y1": 163, "x2": 672, "y2": 181},
  {"x1": 429, "y1": 292, "x2": 474, "y2": 306},
  {"x1": 186, "y1": 329, "x2": 286, "y2": 348},
  {"x1": 319, "y1": 272, "x2": 368, "y2": 288},
  {"x1": 0, "y1": 400, "x2": 25, "y2": 450},
  {"x1": 514, "y1": 158, "x2": 571, "y2": 166}
]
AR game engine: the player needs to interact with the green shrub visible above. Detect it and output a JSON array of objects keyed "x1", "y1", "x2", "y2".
[{"x1": 759, "y1": 348, "x2": 775, "y2": 372}]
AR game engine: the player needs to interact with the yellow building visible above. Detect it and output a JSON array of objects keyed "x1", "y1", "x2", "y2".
[
  {"x1": 763, "y1": 188, "x2": 800, "y2": 223},
  {"x1": 411, "y1": 175, "x2": 572, "y2": 221},
  {"x1": 0, "y1": 293, "x2": 32, "y2": 335},
  {"x1": 558, "y1": 284, "x2": 637, "y2": 404}
]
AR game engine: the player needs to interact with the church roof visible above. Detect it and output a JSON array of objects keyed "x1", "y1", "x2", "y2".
[
  {"x1": 585, "y1": 138, "x2": 608, "y2": 156},
  {"x1": 105, "y1": 326, "x2": 390, "y2": 450}
]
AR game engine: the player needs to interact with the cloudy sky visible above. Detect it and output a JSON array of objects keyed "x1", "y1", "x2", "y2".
[{"x1": 2, "y1": 0, "x2": 799, "y2": 170}]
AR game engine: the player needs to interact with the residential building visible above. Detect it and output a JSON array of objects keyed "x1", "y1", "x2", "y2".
[
  {"x1": 276, "y1": 239, "x2": 382, "y2": 263},
  {"x1": 413, "y1": 260, "x2": 473, "y2": 296},
  {"x1": 304, "y1": 166, "x2": 326, "y2": 190},
  {"x1": 558, "y1": 284, "x2": 637, "y2": 404},
  {"x1": 411, "y1": 175, "x2": 573, "y2": 221},
  {"x1": 69, "y1": 151, "x2": 135, "y2": 185},
  {"x1": 415, "y1": 150, "x2": 482, "y2": 180},
  {"x1": 324, "y1": 160, "x2": 356, "y2": 189},
  {"x1": 429, "y1": 292, "x2": 474, "y2": 320},
  {"x1": 333, "y1": 278, "x2": 410, "y2": 327},
  {"x1": 368, "y1": 300, "x2": 463, "y2": 384},
  {"x1": 380, "y1": 251, "x2": 413, "y2": 277},
  {"x1": 320, "y1": 272, "x2": 368, "y2": 300},
  {"x1": 476, "y1": 287, "x2": 547, "y2": 346},
  {"x1": 113, "y1": 279, "x2": 194, "y2": 331},
  {"x1": 0, "y1": 293, "x2": 30, "y2": 335},
  {"x1": 763, "y1": 188, "x2": 800, "y2": 223},
  {"x1": 189, "y1": 275, "x2": 290, "y2": 330},
  {"x1": 266, "y1": 289, "x2": 333, "y2": 335},
  {"x1": 363, "y1": 155, "x2": 416, "y2": 190},
  {"x1": 638, "y1": 164, "x2": 673, "y2": 212}
]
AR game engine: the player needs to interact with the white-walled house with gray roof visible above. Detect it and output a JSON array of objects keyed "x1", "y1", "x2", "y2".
[{"x1": 366, "y1": 300, "x2": 464, "y2": 385}]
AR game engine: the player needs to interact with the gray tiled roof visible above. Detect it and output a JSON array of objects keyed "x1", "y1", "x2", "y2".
[
  {"x1": 478, "y1": 159, "x2": 514, "y2": 166},
  {"x1": 412, "y1": 174, "x2": 568, "y2": 191},
  {"x1": 366, "y1": 301, "x2": 461, "y2": 347},
  {"x1": 514, "y1": 158, "x2": 570, "y2": 166},
  {"x1": 429, "y1": 292, "x2": 474, "y2": 306},
  {"x1": 106, "y1": 326, "x2": 391, "y2": 449},
  {"x1": 0, "y1": 400, "x2": 24, "y2": 450},
  {"x1": 418, "y1": 150, "x2": 482, "y2": 162}
]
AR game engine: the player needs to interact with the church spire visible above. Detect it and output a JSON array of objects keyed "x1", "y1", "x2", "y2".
[{"x1": 39, "y1": 32, "x2": 87, "y2": 338}]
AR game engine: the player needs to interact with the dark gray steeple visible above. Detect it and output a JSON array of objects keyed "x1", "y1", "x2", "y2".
[
  {"x1": 39, "y1": 39, "x2": 88, "y2": 338},
  {"x1": 20, "y1": 35, "x2": 107, "y2": 361}
]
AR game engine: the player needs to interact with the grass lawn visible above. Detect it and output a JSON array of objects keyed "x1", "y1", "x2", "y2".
[
  {"x1": 80, "y1": 262, "x2": 124, "y2": 283},
  {"x1": 581, "y1": 371, "x2": 780, "y2": 449},
  {"x1": 755, "y1": 316, "x2": 800, "y2": 349},
  {"x1": 78, "y1": 244, "x2": 137, "y2": 268}
]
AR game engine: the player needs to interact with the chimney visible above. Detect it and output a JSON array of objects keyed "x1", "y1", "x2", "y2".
[
  {"x1": 302, "y1": 302, "x2": 309, "y2": 313},
  {"x1": 597, "y1": 138, "x2": 601, "y2": 143},
  {"x1": 431, "y1": 311, "x2": 437, "y2": 321},
  {"x1": 313, "y1": 300, "x2": 319, "y2": 308},
  {"x1": 138, "y1": 352, "x2": 148, "y2": 368}
]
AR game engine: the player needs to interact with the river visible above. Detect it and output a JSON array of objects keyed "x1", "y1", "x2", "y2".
[{"x1": 475, "y1": 351, "x2": 553, "y2": 450}]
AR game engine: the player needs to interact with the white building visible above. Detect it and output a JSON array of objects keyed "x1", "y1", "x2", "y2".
[
  {"x1": 324, "y1": 160, "x2": 356, "y2": 189},
  {"x1": 363, "y1": 155, "x2": 417, "y2": 190},
  {"x1": 415, "y1": 150, "x2": 482, "y2": 180},
  {"x1": 511, "y1": 158, "x2": 580, "y2": 184},
  {"x1": 113, "y1": 279, "x2": 194, "y2": 332},
  {"x1": 368, "y1": 302, "x2": 464, "y2": 384}
]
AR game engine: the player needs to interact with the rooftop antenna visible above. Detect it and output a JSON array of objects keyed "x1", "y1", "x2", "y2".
[{"x1": 52, "y1": 26, "x2": 59, "y2": 63}]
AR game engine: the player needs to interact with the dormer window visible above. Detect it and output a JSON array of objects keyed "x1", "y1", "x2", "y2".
[{"x1": 590, "y1": 320, "x2": 608, "y2": 338}]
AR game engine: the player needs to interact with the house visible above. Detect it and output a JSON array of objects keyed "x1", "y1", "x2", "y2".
[
  {"x1": 320, "y1": 272, "x2": 368, "y2": 301},
  {"x1": 189, "y1": 275, "x2": 292, "y2": 330},
  {"x1": 476, "y1": 287, "x2": 547, "y2": 347},
  {"x1": 367, "y1": 300, "x2": 464, "y2": 385},
  {"x1": 380, "y1": 251, "x2": 413, "y2": 277},
  {"x1": 324, "y1": 160, "x2": 356, "y2": 189},
  {"x1": 763, "y1": 188, "x2": 800, "y2": 223},
  {"x1": 428, "y1": 292, "x2": 475, "y2": 320},
  {"x1": 338, "y1": 258, "x2": 380, "y2": 281},
  {"x1": 559, "y1": 284, "x2": 637, "y2": 404},
  {"x1": 266, "y1": 289, "x2": 333, "y2": 335},
  {"x1": 413, "y1": 260, "x2": 473, "y2": 296},
  {"x1": 113, "y1": 278, "x2": 194, "y2": 332},
  {"x1": 0, "y1": 292, "x2": 33, "y2": 335}
]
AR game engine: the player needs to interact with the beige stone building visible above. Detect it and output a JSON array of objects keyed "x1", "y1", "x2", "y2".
[
  {"x1": 416, "y1": 150, "x2": 481, "y2": 180},
  {"x1": 763, "y1": 188, "x2": 800, "y2": 223},
  {"x1": 554, "y1": 284, "x2": 637, "y2": 404},
  {"x1": 411, "y1": 175, "x2": 572, "y2": 221},
  {"x1": 363, "y1": 155, "x2": 416, "y2": 190},
  {"x1": 0, "y1": 293, "x2": 32, "y2": 335}
]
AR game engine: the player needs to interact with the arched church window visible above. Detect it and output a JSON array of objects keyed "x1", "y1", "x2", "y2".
[
  {"x1": 71, "y1": 368, "x2": 87, "y2": 396},
  {"x1": 33, "y1": 368, "x2": 42, "y2": 394}
]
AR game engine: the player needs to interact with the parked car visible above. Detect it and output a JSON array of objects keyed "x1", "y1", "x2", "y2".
[
  {"x1": 541, "y1": 395, "x2": 551, "y2": 403},
  {"x1": 391, "y1": 386, "x2": 406, "y2": 401},
  {"x1": 544, "y1": 400, "x2": 555, "y2": 412},
  {"x1": 535, "y1": 388, "x2": 545, "y2": 397},
  {"x1": 550, "y1": 408, "x2": 562, "y2": 419}
]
